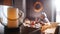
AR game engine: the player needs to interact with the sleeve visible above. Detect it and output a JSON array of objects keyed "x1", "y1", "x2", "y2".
[
  {"x1": 42, "y1": 12, "x2": 50, "y2": 23},
  {"x1": 44, "y1": 18, "x2": 50, "y2": 23},
  {"x1": 42, "y1": 12, "x2": 47, "y2": 18}
]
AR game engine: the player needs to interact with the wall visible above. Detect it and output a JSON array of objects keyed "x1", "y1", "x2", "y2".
[
  {"x1": 0, "y1": 0, "x2": 3, "y2": 5},
  {"x1": 13, "y1": 0, "x2": 56, "y2": 22},
  {"x1": 14, "y1": 0, "x2": 26, "y2": 18},
  {"x1": 4, "y1": 0, "x2": 12, "y2": 6},
  {"x1": 26, "y1": 0, "x2": 53, "y2": 21},
  {"x1": 14, "y1": 0, "x2": 23, "y2": 10}
]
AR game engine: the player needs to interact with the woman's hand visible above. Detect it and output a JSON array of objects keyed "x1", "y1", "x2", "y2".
[{"x1": 41, "y1": 23, "x2": 50, "y2": 32}]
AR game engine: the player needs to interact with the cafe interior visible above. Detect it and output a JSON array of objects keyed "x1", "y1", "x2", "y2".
[{"x1": 0, "y1": 0, "x2": 60, "y2": 34}]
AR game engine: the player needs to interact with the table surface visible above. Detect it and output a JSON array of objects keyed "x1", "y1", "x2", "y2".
[{"x1": 0, "y1": 22, "x2": 59, "y2": 34}]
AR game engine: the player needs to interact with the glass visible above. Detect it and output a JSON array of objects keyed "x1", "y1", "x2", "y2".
[{"x1": 7, "y1": 8, "x2": 19, "y2": 28}]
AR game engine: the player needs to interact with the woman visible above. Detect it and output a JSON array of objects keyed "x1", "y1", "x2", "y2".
[{"x1": 38, "y1": 12, "x2": 50, "y2": 25}]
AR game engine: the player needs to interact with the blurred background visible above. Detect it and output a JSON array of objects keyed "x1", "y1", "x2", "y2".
[{"x1": 0, "y1": 0, "x2": 60, "y2": 34}]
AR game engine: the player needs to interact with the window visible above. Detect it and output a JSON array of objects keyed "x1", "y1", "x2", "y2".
[{"x1": 55, "y1": 0, "x2": 60, "y2": 22}]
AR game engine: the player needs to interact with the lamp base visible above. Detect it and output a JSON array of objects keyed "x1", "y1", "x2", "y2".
[{"x1": 4, "y1": 26, "x2": 20, "y2": 34}]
